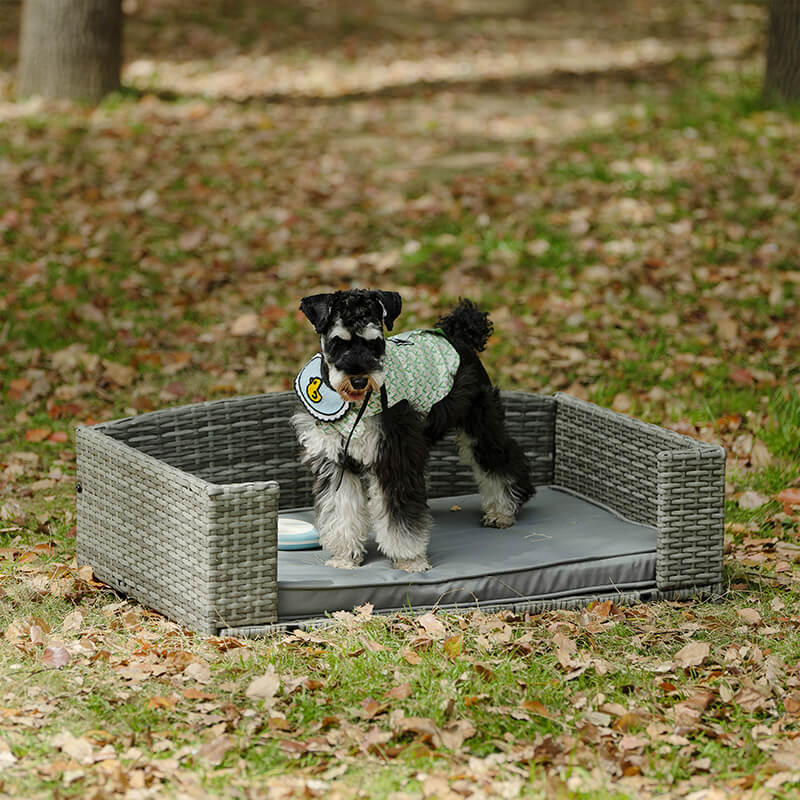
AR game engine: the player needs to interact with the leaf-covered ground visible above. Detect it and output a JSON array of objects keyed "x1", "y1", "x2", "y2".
[{"x1": 1, "y1": 0, "x2": 799, "y2": 797}]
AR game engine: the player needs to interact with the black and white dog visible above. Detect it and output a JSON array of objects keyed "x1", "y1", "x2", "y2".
[{"x1": 291, "y1": 289, "x2": 533, "y2": 572}]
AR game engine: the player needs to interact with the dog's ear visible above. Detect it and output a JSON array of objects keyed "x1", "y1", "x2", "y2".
[
  {"x1": 375, "y1": 291, "x2": 402, "y2": 331},
  {"x1": 299, "y1": 293, "x2": 333, "y2": 333}
]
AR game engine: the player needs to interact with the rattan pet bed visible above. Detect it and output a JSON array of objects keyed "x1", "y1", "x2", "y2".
[{"x1": 75, "y1": 392, "x2": 725, "y2": 636}]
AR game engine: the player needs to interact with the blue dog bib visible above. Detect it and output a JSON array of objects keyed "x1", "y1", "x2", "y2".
[{"x1": 294, "y1": 353, "x2": 350, "y2": 422}]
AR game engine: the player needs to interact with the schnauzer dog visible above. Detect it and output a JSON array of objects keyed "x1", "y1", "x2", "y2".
[{"x1": 292, "y1": 289, "x2": 534, "y2": 572}]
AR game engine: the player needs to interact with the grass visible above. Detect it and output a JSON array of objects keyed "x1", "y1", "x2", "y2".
[
  {"x1": 1, "y1": 0, "x2": 800, "y2": 795},
  {"x1": 1, "y1": 573, "x2": 799, "y2": 796}
]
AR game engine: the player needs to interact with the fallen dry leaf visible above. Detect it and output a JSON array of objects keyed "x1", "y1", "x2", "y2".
[
  {"x1": 197, "y1": 734, "x2": 236, "y2": 766},
  {"x1": 42, "y1": 642, "x2": 71, "y2": 669},
  {"x1": 771, "y1": 739, "x2": 800, "y2": 771},
  {"x1": 729, "y1": 368, "x2": 754, "y2": 387},
  {"x1": 61, "y1": 610, "x2": 84, "y2": 633},
  {"x1": 611, "y1": 393, "x2": 632, "y2": 413},
  {"x1": 182, "y1": 688, "x2": 216, "y2": 701},
  {"x1": 386, "y1": 683, "x2": 413, "y2": 701},
  {"x1": 674, "y1": 641, "x2": 710, "y2": 668},
  {"x1": 417, "y1": 613, "x2": 447, "y2": 639},
  {"x1": 673, "y1": 689, "x2": 715, "y2": 732},
  {"x1": 552, "y1": 631, "x2": 578, "y2": 669},
  {"x1": 738, "y1": 491, "x2": 770, "y2": 510},
  {"x1": 392, "y1": 714, "x2": 439, "y2": 742},
  {"x1": 279, "y1": 739, "x2": 308, "y2": 757},
  {"x1": 0, "y1": 739, "x2": 17, "y2": 770},
  {"x1": 178, "y1": 228, "x2": 205, "y2": 251},
  {"x1": 443, "y1": 634, "x2": 463, "y2": 659},
  {"x1": 619, "y1": 734, "x2": 648, "y2": 750},
  {"x1": 230, "y1": 313, "x2": 260, "y2": 336},
  {"x1": 147, "y1": 695, "x2": 178, "y2": 710},
  {"x1": 102, "y1": 360, "x2": 136, "y2": 388},
  {"x1": 521, "y1": 699, "x2": 551, "y2": 718},
  {"x1": 184, "y1": 660, "x2": 212, "y2": 684},
  {"x1": 24, "y1": 428, "x2": 51, "y2": 443},
  {"x1": 246, "y1": 670, "x2": 280, "y2": 702},
  {"x1": 733, "y1": 686, "x2": 770, "y2": 713},
  {"x1": 750, "y1": 440, "x2": 772, "y2": 467},
  {"x1": 438, "y1": 719, "x2": 477, "y2": 751},
  {"x1": 51, "y1": 731, "x2": 94, "y2": 764},
  {"x1": 474, "y1": 663, "x2": 494, "y2": 680},
  {"x1": 400, "y1": 647, "x2": 422, "y2": 666},
  {"x1": 360, "y1": 697, "x2": 389, "y2": 719},
  {"x1": 777, "y1": 488, "x2": 800, "y2": 508},
  {"x1": 785, "y1": 693, "x2": 800, "y2": 714},
  {"x1": 737, "y1": 608, "x2": 762, "y2": 626}
]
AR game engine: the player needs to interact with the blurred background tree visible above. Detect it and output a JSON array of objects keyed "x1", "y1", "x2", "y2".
[
  {"x1": 17, "y1": 0, "x2": 122, "y2": 103},
  {"x1": 764, "y1": 0, "x2": 800, "y2": 103}
]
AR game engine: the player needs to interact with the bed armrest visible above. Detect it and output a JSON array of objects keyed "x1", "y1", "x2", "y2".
[
  {"x1": 656, "y1": 448, "x2": 725, "y2": 591},
  {"x1": 552, "y1": 393, "x2": 725, "y2": 595},
  {"x1": 77, "y1": 422, "x2": 280, "y2": 636}
]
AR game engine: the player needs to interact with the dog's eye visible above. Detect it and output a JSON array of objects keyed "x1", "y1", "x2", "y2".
[
  {"x1": 365, "y1": 338, "x2": 385, "y2": 356},
  {"x1": 327, "y1": 336, "x2": 350, "y2": 354}
]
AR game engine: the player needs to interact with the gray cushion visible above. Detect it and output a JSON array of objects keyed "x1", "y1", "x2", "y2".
[{"x1": 277, "y1": 487, "x2": 657, "y2": 621}]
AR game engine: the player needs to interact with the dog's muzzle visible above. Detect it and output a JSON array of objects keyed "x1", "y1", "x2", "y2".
[{"x1": 337, "y1": 374, "x2": 381, "y2": 403}]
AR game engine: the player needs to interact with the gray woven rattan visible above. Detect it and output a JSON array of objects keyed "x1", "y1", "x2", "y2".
[{"x1": 76, "y1": 391, "x2": 725, "y2": 635}]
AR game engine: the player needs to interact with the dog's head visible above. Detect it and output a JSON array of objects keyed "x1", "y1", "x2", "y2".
[{"x1": 299, "y1": 289, "x2": 402, "y2": 403}]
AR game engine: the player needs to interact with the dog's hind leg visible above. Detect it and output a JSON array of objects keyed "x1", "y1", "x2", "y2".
[
  {"x1": 370, "y1": 400, "x2": 433, "y2": 572},
  {"x1": 458, "y1": 387, "x2": 534, "y2": 529}
]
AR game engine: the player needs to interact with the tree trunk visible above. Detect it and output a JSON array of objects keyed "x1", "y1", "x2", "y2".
[
  {"x1": 17, "y1": 0, "x2": 123, "y2": 103},
  {"x1": 764, "y1": 0, "x2": 800, "y2": 104}
]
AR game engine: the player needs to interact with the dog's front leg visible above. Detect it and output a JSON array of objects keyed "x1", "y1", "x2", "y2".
[
  {"x1": 314, "y1": 465, "x2": 370, "y2": 569},
  {"x1": 369, "y1": 400, "x2": 432, "y2": 572},
  {"x1": 292, "y1": 412, "x2": 371, "y2": 568}
]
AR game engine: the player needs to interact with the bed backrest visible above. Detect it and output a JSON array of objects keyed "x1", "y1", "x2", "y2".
[{"x1": 95, "y1": 391, "x2": 557, "y2": 508}]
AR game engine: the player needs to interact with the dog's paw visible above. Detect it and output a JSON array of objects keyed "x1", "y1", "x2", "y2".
[
  {"x1": 325, "y1": 556, "x2": 363, "y2": 569},
  {"x1": 392, "y1": 556, "x2": 431, "y2": 573},
  {"x1": 482, "y1": 511, "x2": 516, "y2": 529}
]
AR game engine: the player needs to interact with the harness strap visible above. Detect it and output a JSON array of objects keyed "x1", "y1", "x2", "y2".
[{"x1": 334, "y1": 388, "x2": 373, "y2": 492}]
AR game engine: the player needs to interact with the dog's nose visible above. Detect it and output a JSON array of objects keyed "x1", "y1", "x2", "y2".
[{"x1": 351, "y1": 376, "x2": 369, "y2": 390}]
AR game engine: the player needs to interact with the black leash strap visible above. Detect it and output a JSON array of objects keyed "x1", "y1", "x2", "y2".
[{"x1": 335, "y1": 389, "x2": 373, "y2": 491}]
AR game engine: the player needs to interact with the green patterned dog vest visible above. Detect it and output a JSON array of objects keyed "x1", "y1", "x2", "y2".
[{"x1": 295, "y1": 329, "x2": 460, "y2": 435}]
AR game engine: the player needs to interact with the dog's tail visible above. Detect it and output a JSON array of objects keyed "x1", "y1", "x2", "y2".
[{"x1": 436, "y1": 299, "x2": 493, "y2": 353}]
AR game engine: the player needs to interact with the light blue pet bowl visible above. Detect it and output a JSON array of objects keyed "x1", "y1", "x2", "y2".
[{"x1": 277, "y1": 517, "x2": 321, "y2": 551}]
